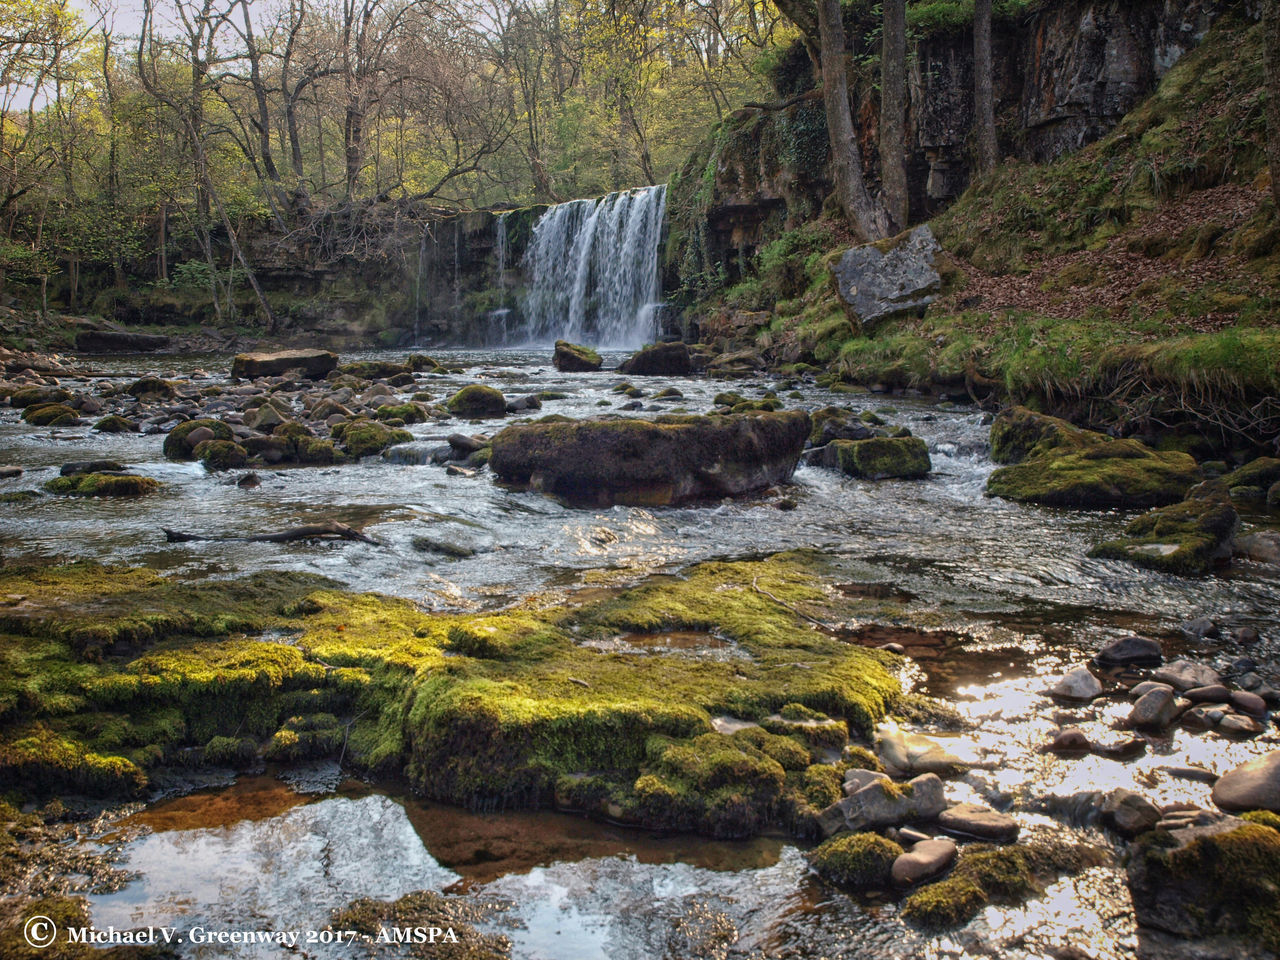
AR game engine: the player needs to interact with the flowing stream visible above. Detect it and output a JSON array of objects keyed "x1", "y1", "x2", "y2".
[{"x1": 4, "y1": 349, "x2": 1280, "y2": 959}]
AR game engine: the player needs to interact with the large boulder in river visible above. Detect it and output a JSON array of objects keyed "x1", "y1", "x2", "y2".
[
  {"x1": 829, "y1": 225, "x2": 942, "y2": 329},
  {"x1": 823, "y1": 437, "x2": 931, "y2": 480},
  {"x1": 985, "y1": 407, "x2": 1200, "y2": 509},
  {"x1": 618, "y1": 341, "x2": 692, "y2": 376},
  {"x1": 489, "y1": 411, "x2": 809, "y2": 506},
  {"x1": 230, "y1": 349, "x2": 337, "y2": 380},
  {"x1": 553, "y1": 340, "x2": 602, "y2": 372},
  {"x1": 1089, "y1": 488, "x2": 1239, "y2": 576},
  {"x1": 447, "y1": 384, "x2": 507, "y2": 418},
  {"x1": 1127, "y1": 819, "x2": 1280, "y2": 956}
]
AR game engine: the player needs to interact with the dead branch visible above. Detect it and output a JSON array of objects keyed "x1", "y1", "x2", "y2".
[{"x1": 163, "y1": 520, "x2": 380, "y2": 545}]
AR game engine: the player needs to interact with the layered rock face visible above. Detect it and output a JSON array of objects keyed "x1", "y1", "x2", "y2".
[{"x1": 489, "y1": 411, "x2": 809, "y2": 506}]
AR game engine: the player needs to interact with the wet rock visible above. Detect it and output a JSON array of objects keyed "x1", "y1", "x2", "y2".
[
  {"x1": 1161, "y1": 765, "x2": 1217, "y2": 784},
  {"x1": 1127, "y1": 817, "x2": 1280, "y2": 950},
  {"x1": 231, "y1": 349, "x2": 336, "y2": 380},
  {"x1": 937, "y1": 803, "x2": 1020, "y2": 842},
  {"x1": 1094, "y1": 635, "x2": 1163, "y2": 669},
  {"x1": 1233, "y1": 626, "x2": 1261, "y2": 645},
  {"x1": 445, "y1": 464, "x2": 476, "y2": 478},
  {"x1": 1049, "y1": 728, "x2": 1090, "y2": 752},
  {"x1": 1213, "y1": 752, "x2": 1280, "y2": 811},
  {"x1": 843, "y1": 768, "x2": 890, "y2": 796},
  {"x1": 248, "y1": 405, "x2": 287, "y2": 431},
  {"x1": 236, "y1": 472, "x2": 260, "y2": 488},
  {"x1": 1218, "y1": 714, "x2": 1263, "y2": 737},
  {"x1": 618, "y1": 342, "x2": 692, "y2": 376},
  {"x1": 1100, "y1": 788, "x2": 1161, "y2": 837},
  {"x1": 1180, "y1": 616, "x2": 1220, "y2": 640},
  {"x1": 1130, "y1": 680, "x2": 1174, "y2": 700},
  {"x1": 1090, "y1": 495, "x2": 1239, "y2": 576},
  {"x1": 1128, "y1": 686, "x2": 1182, "y2": 729},
  {"x1": 76, "y1": 330, "x2": 170, "y2": 353},
  {"x1": 1185, "y1": 684, "x2": 1231, "y2": 703},
  {"x1": 987, "y1": 407, "x2": 1200, "y2": 509},
  {"x1": 1230, "y1": 690, "x2": 1267, "y2": 716},
  {"x1": 185, "y1": 425, "x2": 216, "y2": 447},
  {"x1": 1153, "y1": 659, "x2": 1221, "y2": 691},
  {"x1": 506, "y1": 394, "x2": 542, "y2": 413},
  {"x1": 819, "y1": 436, "x2": 931, "y2": 480},
  {"x1": 553, "y1": 340, "x2": 602, "y2": 372},
  {"x1": 1050, "y1": 666, "x2": 1102, "y2": 700},
  {"x1": 875, "y1": 724, "x2": 965, "y2": 777},
  {"x1": 447, "y1": 433, "x2": 486, "y2": 454},
  {"x1": 843, "y1": 773, "x2": 947, "y2": 832},
  {"x1": 0, "y1": 465, "x2": 22, "y2": 478},
  {"x1": 1236, "y1": 530, "x2": 1280, "y2": 566},
  {"x1": 447, "y1": 384, "x2": 507, "y2": 419},
  {"x1": 60, "y1": 459, "x2": 125, "y2": 476},
  {"x1": 891, "y1": 837, "x2": 957, "y2": 887},
  {"x1": 1090, "y1": 738, "x2": 1147, "y2": 760},
  {"x1": 489, "y1": 411, "x2": 809, "y2": 507},
  {"x1": 829, "y1": 225, "x2": 942, "y2": 329}
]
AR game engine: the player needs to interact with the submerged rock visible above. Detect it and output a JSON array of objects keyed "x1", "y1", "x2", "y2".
[
  {"x1": 230, "y1": 349, "x2": 337, "y2": 380},
  {"x1": 986, "y1": 407, "x2": 1200, "y2": 509},
  {"x1": 489, "y1": 411, "x2": 809, "y2": 507}
]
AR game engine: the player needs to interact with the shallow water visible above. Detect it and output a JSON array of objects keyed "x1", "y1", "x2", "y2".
[{"x1": 5, "y1": 348, "x2": 1280, "y2": 958}]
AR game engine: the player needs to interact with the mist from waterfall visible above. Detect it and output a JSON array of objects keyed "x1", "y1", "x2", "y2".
[{"x1": 518, "y1": 184, "x2": 667, "y2": 349}]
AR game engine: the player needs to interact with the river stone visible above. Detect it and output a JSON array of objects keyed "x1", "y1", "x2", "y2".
[
  {"x1": 1230, "y1": 690, "x2": 1267, "y2": 715},
  {"x1": 489, "y1": 411, "x2": 809, "y2": 507},
  {"x1": 1129, "y1": 680, "x2": 1174, "y2": 700},
  {"x1": 829, "y1": 225, "x2": 941, "y2": 329},
  {"x1": 937, "y1": 803, "x2": 1020, "y2": 842},
  {"x1": 1213, "y1": 752, "x2": 1280, "y2": 811},
  {"x1": 1236, "y1": 530, "x2": 1280, "y2": 566},
  {"x1": 1153, "y1": 659, "x2": 1221, "y2": 691},
  {"x1": 1219, "y1": 714, "x2": 1263, "y2": 737},
  {"x1": 184, "y1": 426, "x2": 216, "y2": 449},
  {"x1": 231, "y1": 349, "x2": 337, "y2": 380},
  {"x1": 617, "y1": 342, "x2": 692, "y2": 376},
  {"x1": 1185, "y1": 684, "x2": 1231, "y2": 703},
  {"x1": 875, "y1": 724, "x2": 964, "y2": 777},
  {"x1": 820, "y1": 436, "x2": 931, "y2": 480},
  {"x1": 553, "y1": 340, "x2": 602, "y2": 372},
  {"x1": 76, "y1": 330, "x2": 170, "y2": 353},
  {"x1": 248, "y1": 405, "x2": 286, "y2": 431},
  {"x1": 1050, "y1": 728, "x2": 1091, "y2": 752},
  {"x1": 844, "y1": 773, "x2": 947, "y2": 831},
  {"x1": 1094, "y1": 635, "x2": 1163, "y2": 668},
  {"x1": 843, "y1": 768, "x2": 890, "y2": 796},
  {"x1": 0, "y1": 465, "x2": 22, "y2": 478},
  {"x1": 1050, "y1": 666, "x2": 1102, "y2": 700},
  {"x1": 1100, "y1": 788, "x2": 1161, "y2": 837},
  {"x1": 1128, "y1": 686, "x2": 1181, "y2": 729},
  {"x1": 61, "y1": 459, "x2": 125, "y2": 476},
  {"x1": 891, "y1": 837, "x2": 956, "y2": 887}
]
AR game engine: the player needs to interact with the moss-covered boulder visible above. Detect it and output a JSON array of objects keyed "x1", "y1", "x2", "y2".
[
  {"x1": 553, "y1": 340, "x2": 603, "y2": 372},
  {"x1": 986, "y1": 407, "x2": 1200, "y2": 508},
  {"x1": 163, "y1": 419, "x2": 233, "y2": 460},
  {"x1": 21, "y1": 403, "x2": 81, "y2": 427},
  {"x1": 92, "y1": 414, "x2": 136, "y2": 433},
  {"x1": 374, "y1": 402, "x2": 428, "y2": 424},
  {"x1": 809, "y1": 832, "x2": 903, "y2": 888},
  {"x1": 8, "y1": 386, "x2": 70, "y2": 409},
  {"x1": 447, "y1": 384, "x2": 507, "y2": 419},
  {"x1": 1127, "y1": 821, "x2": 1280, "y2": 953},
  {"x1": 331, "y1": 419, "x2": 412, "y2": 459},
  {"x1": 618, "y1": 341, "x2": 692, "y2": 376},
  {"x1": 125, "y1": 377, "x2": 175, "y2": 399},
  {"x1": 44, "y1": 473, "x2": 161, "y2": 497},
  {"x1": 490, "y1": 411, "x2": 810, "y2": 506},
  {"x1": 231, "y1": 349, "x2": 337, "y2": 380},
  {"x1": 823, "y1": 436, "x2": 931, "y2": 480},
  {"x1": 194, "y1": 439, "x2": 248, "y2": 471},
  {"x1": 339, "y1": 360, "x2": 409, "y2": 379},
  {"x1": 1089, "y1": 493, "x2": 1239, "y2": 576}
]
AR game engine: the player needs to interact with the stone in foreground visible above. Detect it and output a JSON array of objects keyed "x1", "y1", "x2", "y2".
[
  {"x1": 1213, "y1": 751, "x2": 1280, "y2": 812},
  {"x1": 1090, "y1": 495, "x2": 1238, "y2": 576},
  {"x1": 892, "y1": 838, "x2": 957, "y2": 887},
  {"x1": 553, "y1": 340, "x2": 602, "y2": 372},
  {"x1": 489, "y1": 411, "x2": 809, "y2": 507},
  {"x1": 829, "y1": 225, "x2": 942, "y2": 329},
  {"x1": 937, "y1": 803, "x2": 1020, "y2": 842},
  {"x1": 231, "y1": 349, "x2": 338, "y2": 380}
]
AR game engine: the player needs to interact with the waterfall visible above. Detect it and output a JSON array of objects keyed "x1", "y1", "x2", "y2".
[
  {"x1": 519, "y1": 184, "x2": 667, "y2": 349},
  {"x1": 495, "y1": 211, "x2": 509, "y2": 306}
]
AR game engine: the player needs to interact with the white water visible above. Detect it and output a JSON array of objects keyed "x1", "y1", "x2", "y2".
[{"x1": 519, "y1": 184, "x2": 667, "y2": 349}]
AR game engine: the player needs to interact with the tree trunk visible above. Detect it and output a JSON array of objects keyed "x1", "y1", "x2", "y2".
[
  {"x1": 880, "y1": 0, "x2": 908, "y2": 232},
  {"x1": 1266, "y1": 0, "x2": 1280, "y2": 210},
  {"x1": 974, "y1": 0, "x2": 998, "y2": 175},
  {"x1": 815, "y1": 0, "x2": 887, "y2": 241}
]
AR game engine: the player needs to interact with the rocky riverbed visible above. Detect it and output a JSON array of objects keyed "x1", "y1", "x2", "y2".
[{"x1": 2, "y1": 344, "x2": 1280, "y2": 960}]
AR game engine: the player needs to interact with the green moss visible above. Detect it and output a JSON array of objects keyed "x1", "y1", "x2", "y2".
[
  {"x1": 901, "y1": 875, "x2": 987, "y2": 928},
  {"x1": 447, "y1": 384, "x2": 507, "y2": 419},
  {"x1": 126, "y1": 377, "x2": 175, "y2": 399},
  {"x1": 163, "y1": 419, "x2": 233, "y2": 461},
  {"x1": 0, "y1": 491, "x2": 41, "y2": 503},
  {"x1": 22, "y1": 403, "x2": 80, "y2": 426},
  {"x1": 8, "y1": 387, "x2": 70, "y2": 408},
  {"x1": 1089, "y1": 495, "x2": 1238, "y2": 575},
  {"x1": 339, "y1": 360, "x2": 409, "y2": 379},
  {"x1": 841, "y1": 744, "x2": 883, "y2": 771},
  {"x1": 331, "y1": 890, "x2": 507, "y2": 960},
  {"x1": 809, "y1": 832, "x2": 904, "y2": 888},
  {"x1": 331, "y1": 419, "x2": 412, "y2": 458},
  {"x1": 802, "y1": 763, "x2": 843, "y2": 808},
  {"x1": 375, "y1": 403, "x2": 428, "y2": 424},
  {"x1": 1242, "y1": 810, "x2": 1280, "y2": 833},
  {"x1": 201, "y1": 735, "x2": 258, "y2": 766},
  {"x1": 193, "y1": 440, "x2": 247, "y2": 471},
  {"x1": 44, "y1": 473, "x2": 160, "y2": 497},
  {"x1": 92, "y1": 415, "x2": 135, "y2": 433},
  {"x1": 0, "y1": 724, "x2": 146, "y2": 797},
  {"x1": 830, "y1": 437, "x2": 931, "y2": 480}
]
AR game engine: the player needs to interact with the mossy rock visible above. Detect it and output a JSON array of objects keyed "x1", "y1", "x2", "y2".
[
  {"x1": 986, "y1": 408, "x2": 1199, "y2": 509},
  {"x1": 375, "y1": 403, "x2": 428, "y2": 424},
  {"x1": 406, "y1": 353, "x2": 445, "y2": 373},
  {"x1": 92, "y1": 415, "x2": 136, "y2": 433},
  {"x1": 21, "y1": 403, "x2": 80, "y2": 427},
  {"x1": 163, "y1": 419, "x2": 233, "y2": 461},
  {"x1": 339, "y1": 360, "x2": 409, "y2": 379},
  {"x1": 826, "y1": 437, "x2": 931, "y2": 480},
  {"x1": 618, "y1": 342, "x2": 692, "y2": 376},
  {"x1": 1128, "y1": 822, "x2": 1280, "y2": 952},
  {"x1": 203, "y1": 735, "x2": 259, "y2": 767},
  {"x1": 44, "y1": 473, "x2": 161, "y2": 497},
  {"x1": 332, "y1": 419, "x2": 412, "y2": 459},
  {"x1": 126, "y1": 377, "x2": 175, "y2": 399},
  {"x1": 8, "y1": 386, "x2": 70, "y2": 408},
  {"x1": 193, "y1": 440, "x2": 248, "y2": 471},
  {"x1": 553, "y1": 340, "x2": 603, "y2": 372},
  {"x1": 0, "y1": 724, "x2": 146, "y2": 797},
  {"x1": 1089, "y1": 495, "x2": 1238, "y2": 575},
  {"x1": 447, "y1": 384, "x2": 507, "y2": 419},
  {"x1": 1222, "y1": 457, "x2": 1280, "y2": 492},
  {"x1": 331, "y1": 890, "x2": 508, "y2": 960},
  {"x1": 296, "y1": 437, "x2": 340, "y2": 464},
  {"x1": 809, "y1": 832, "x2": 903, "y2": 888}
]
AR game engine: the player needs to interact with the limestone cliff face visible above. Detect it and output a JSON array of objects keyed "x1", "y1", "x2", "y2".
[{"x1": 668, "y1": 0, "x2": 1228, "y2": 296}]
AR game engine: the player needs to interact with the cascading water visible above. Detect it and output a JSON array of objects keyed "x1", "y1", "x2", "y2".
[{"x1": 519, "y1": 184, "x2": 667, "y2": 349}]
